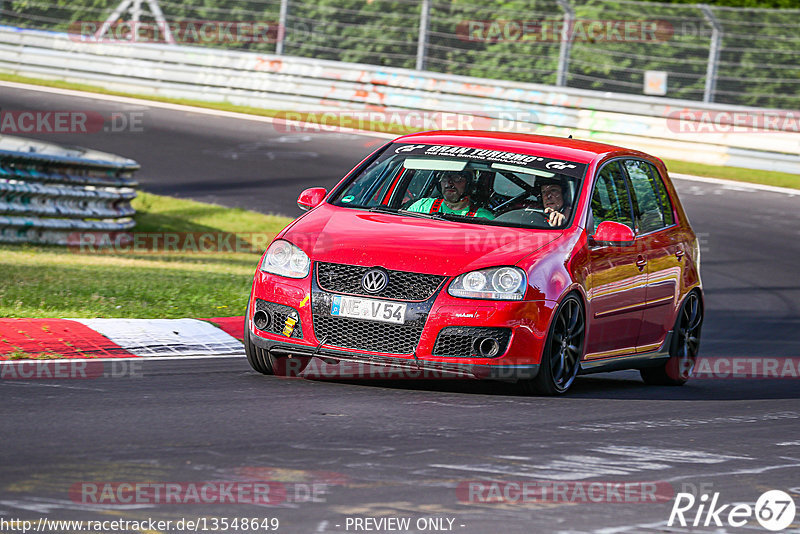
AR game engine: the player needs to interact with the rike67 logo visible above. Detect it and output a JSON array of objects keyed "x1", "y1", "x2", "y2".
[{"x1": 669, "y1": 490, "x2": 796, "y2": 531}]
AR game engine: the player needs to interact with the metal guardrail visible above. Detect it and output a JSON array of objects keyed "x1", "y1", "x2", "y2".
[
  {"x1": 5, "y1": 0, "x2": 800, "y2": 109},
  {"x1": 0, "y1": 134, "x2": 138, "y2": 245},
  {"x1": 0, "y1": 26, "x2": 798, "y2": 175}
]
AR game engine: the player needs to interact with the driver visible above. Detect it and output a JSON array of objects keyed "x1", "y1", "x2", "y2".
[
  {"x1": 407, "y1": 169, "x2": 494, "y2": 219},
  {"x1": 539, "y1": 177, "x2": 571, "y2": 227}
]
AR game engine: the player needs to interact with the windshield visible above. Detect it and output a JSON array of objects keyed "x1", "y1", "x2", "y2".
[{"x1": 331, "y1": 142, "x2": 587, "y2": 229}]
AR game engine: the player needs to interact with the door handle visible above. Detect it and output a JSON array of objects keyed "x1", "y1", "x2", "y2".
[
  {"x1": 675, "y1": 247, "x2": 685, "y2": 260},
  {"x1": 635, "y1": 256, "x2": 647, "y2": 271}
]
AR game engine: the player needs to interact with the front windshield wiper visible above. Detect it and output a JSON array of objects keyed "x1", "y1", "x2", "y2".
[
  {"x1": 368, "y1": 206, "x2": 496, "y2": 224},
  {"x1": 368, "y1": 206, "x2": 434, "y2": 219},
  {"x1": 368, "y1": 205, "x2": 398, "y2": 213},
  {"x1": 434, "y1": 213, "x2": 497, "y2": 225}
]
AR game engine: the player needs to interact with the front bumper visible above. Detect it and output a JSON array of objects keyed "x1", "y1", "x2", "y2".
[
  {"x1": 250, "y1": 269, "x2": 557, "y2": 380},
  {"x1": 249, "y1": 335, "x2": 539, "y2": 380}
]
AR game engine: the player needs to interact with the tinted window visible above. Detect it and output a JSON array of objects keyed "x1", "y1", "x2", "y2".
[
  {"x1": 590, "y1": 162, "x2": 633, "y2": 233},
  {"x1": 340, "y1": 157, "x2": 401, "y2": 206},
  {"x1": 624, "y1": 159, "x2": 673, "y2": 233},
  {"x1": 650, "y1": 165, "x2": 675, "y2": 226},
  {"x1": 400, "y1": 169, "x2": 436, "y2": 208}
]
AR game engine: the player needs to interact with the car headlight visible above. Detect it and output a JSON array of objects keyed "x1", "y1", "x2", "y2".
[
  {"x1": 448, "y1": 267, "x2": 526, "y2": 301},
  {"x1": 260, "y1": 240, "x2": 310, "y2": 279}
]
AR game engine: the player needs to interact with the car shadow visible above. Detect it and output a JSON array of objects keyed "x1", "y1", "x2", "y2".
[{"x1": 301, "y1": 369, "x2": 799, "y2": 401}]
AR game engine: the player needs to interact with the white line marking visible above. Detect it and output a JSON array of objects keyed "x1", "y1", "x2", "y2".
[
  {"x1": 560, "y1": 412, "x2": 800, "y2": 432},
  {"x1": 72, "y1": 318, "x2": 244, "y2": 357},
  {"x1": 430, "y1": 446, "x2": 751, "y2": 480},
  {"x1": 596, "y1": 445, "x2": 751, "y2": 463},
  {"x1": 555, "y1": 520, "x2": 674, "y2": 534},
  {"x1": 0, "y1": 498, "x2": 151, "y2": 513},
  {"x1": 0, "y1": 80, "x2": 394, "y2": 139},
  {"x1": 0, "y1": 354, "x2": 243, "y2": 366},
  {"x1": 672, "y1": 172, "x2": 800, "y2": 197},
  {"x1": 662, "y1": 460, "x2": 800, "y2": 483},
  {"x1": 409, "y1": 400, "x2": 494, "y2": 408},
  {"x1": 0, "y1": 381, "x2": 106, "y2": 391}
]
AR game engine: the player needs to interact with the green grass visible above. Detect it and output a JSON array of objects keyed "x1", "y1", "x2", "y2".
[
  {"x1": 0, "y1": 192, "x2": 292, "y2": 319},
  {"x1": 663, "y1": 159, "x2": 800, "y2": 189},
  {"x1": 3, "y1": 71, "x2": 797, "y2": 188},
  {"x1": 6, "y1": 348, "x2": 63, "y2": 360},
  {"x1": 131, "y1": 192, "x2": 291, "y2": 234}
]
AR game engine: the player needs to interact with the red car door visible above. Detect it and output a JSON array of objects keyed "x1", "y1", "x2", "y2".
[
  {"x1": 622, "y1": 159, "x2": 682, "y2": 353},
  {"x1": 584, "y1": 161, "x2": 647, "y2": 360}
]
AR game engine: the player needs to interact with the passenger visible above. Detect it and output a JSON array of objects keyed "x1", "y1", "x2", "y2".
[
  {"x1": 539, "y1": 178, "x2": 571, "y2": 227},
  {"x1": 407, "y1": 169, "x2": 494, "y2": 219}
]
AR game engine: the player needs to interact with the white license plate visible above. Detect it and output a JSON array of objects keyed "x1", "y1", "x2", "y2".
[{"x1": 330, "y1": 295, "x2": 407, "y2": 324}]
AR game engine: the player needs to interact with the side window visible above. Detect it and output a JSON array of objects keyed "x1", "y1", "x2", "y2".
[
  {"x1": 400, "y1": 170, "x2": 435, "y2": 207},
  {"x1": 590, "y1": 162, "x2": 633, "y2": 234},
  {"x1": 649, "y1": 165, "x2": 675, "y2": 226},
  {"x1": 624, "y1": 159, "x2": 673, "y2": 233},
  {"x1": 338, "y1": 158, "x2": 400, "y2": 207}
]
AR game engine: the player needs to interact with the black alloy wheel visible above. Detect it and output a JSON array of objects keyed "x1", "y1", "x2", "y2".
[
  {"x1": 525, "y1": 294, "x2": 585, "y2": 395},
  {"x1": 641, "y1": 291, "x2": 703, "y2": 386}
]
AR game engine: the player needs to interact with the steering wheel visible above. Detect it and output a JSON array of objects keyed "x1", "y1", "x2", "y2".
[{"x1": 493, "y1": 208, "x2": 549, "y2": 226}]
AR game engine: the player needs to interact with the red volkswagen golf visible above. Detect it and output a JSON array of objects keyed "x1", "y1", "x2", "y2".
[{"x1": 245, "y1": 131, "x2": 703, "y2": 395}]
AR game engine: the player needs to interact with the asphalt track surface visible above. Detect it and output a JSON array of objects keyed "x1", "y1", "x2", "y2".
[
  {"x1": 1, "y1": 85, "x2": 799, "y2": 533},
  {"x1": 0, "y1": 84, "x2": 387, "y2": 216}
]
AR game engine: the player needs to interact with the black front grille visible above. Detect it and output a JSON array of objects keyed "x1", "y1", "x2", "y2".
[
  {"x1": 316, "y1": 262, "x2": 445, "y2": 301},
  {"x1": 312, "y1": 314, "x2": 424, "y2": 354},
  {"x1": 255, "y1": 299, "x2": 303, "y2": 339},
  {"x1": 433, "y1": 327, "x2": 511, "y2": 358},
  {"x1": 310, "y1": 289, "x2": 431, "y2": 354}
]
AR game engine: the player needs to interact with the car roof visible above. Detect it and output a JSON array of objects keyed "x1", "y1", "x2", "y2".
[{"x1": 394, "y1": 130, "x2": 638, "y2": 165}]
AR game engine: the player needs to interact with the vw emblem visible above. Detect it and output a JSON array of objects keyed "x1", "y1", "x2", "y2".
[{"x1": 361, "y1": 269, "x2": 388, "y2": 293}]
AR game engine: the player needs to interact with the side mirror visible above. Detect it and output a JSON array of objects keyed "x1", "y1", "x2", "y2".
[
  {"x1": 297, "y1": 187, "x2": 327, "y2": 211},
  {"x1": 590, "y1": 221, "x2": 635, "y2": 246}
]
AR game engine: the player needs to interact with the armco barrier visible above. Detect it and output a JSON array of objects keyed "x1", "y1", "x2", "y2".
[
  {"x1": 0, "y1": 25, "x2": 798, "y2": 174},
  {"x1": 0, "y1": 135, "x2": 138, "y2": 245}
]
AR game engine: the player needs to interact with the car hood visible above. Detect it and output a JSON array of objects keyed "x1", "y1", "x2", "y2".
[{"x1": 281, "y1": 204, "x2": 562, "y2": 276}]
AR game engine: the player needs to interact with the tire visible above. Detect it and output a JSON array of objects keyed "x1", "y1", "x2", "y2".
[
  {"x1": 641, "y1": 291, "x2": 703, "y2": 386},
  {"x1": 244, "y1": 305, "x2": 273, "y2": 375},
  {"x1": 523, "y1": 294, "x2": 585, "y2": 395}
]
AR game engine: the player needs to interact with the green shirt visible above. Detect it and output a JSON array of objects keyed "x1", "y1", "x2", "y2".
[{"x1": 407, "y1": 198, "x2": 495, "y2": 220}]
